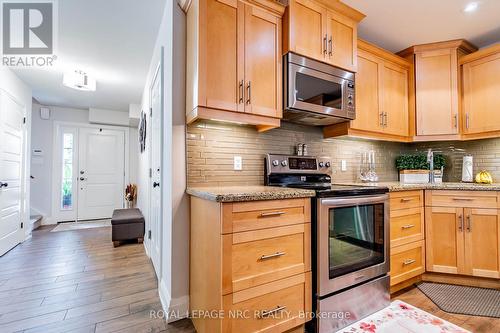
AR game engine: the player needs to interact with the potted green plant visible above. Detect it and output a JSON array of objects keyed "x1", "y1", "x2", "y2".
[{"x1": 395, "y1": 154, "x2": 446, "y2": 184}]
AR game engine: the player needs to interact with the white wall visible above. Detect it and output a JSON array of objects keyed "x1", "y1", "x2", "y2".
[
  {"x1": 30, "y1": 103, "x2": 139, "y2": 222},
  {"x1": 137, "y1": 1, "x2": 189, "y2": 320},
  {"x1": 89, "y1": 108, "x2": 130, "y2": 126},
  {"x1": 0, "y1": 67, "x2": 32, "y2": 237}
]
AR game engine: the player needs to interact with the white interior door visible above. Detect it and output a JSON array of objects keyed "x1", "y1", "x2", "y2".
[
  {"x1": 0, "y1": 90, "x2": 25, "y2": 256},
  {"x1": 77, "y1": 128, "x2": 125, "y2": 221},
  {"x1": 149, "y1": 63, "x2": 163, "y2": 274}
]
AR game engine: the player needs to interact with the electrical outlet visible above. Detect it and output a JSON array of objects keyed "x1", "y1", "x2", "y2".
[
  {"x1": 341, "y1": 160, "x2": 347, "y2": 171},
  {"x1": 234, "y1": 156, "x2": 242, "y2": 171}
]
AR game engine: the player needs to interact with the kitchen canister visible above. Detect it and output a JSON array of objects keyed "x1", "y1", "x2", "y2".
[{"x1": 462, "y1": 154, "x2": 474, "y2": 182}]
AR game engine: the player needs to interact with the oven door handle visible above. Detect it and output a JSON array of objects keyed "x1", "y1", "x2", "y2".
[{"x1": 320, "y1": 194, "x2": 389, "y2": 207}]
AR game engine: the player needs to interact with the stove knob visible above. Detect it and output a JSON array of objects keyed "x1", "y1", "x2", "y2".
[
  {"x1": 319, "y1": 162, "x2": 325, "y2": 168},
  {"x1": 281, "y1": 160, "x2": 288, "y2": 167},
  {"x1": 325, "y1": 162, "x2": 331, "y2": 168},
  {"x1": 272, "y1": 160, "x2": 279, "y2": 167}
]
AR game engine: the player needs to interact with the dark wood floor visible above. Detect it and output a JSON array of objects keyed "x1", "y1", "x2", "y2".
[
  {"x1": 0, "y1": 225, "x2": 194, "y2": 333},
  {"x1": 0, "y1": 225, "x2": 496, "y2": 333}
]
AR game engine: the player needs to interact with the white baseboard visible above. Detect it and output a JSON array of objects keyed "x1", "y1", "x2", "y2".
[
  {"x1": 159, "y1": 278, "x2": 189, "y2": 323},
  {"x1": 41, "y1": 216, "x2": 57, "y2": 226}
]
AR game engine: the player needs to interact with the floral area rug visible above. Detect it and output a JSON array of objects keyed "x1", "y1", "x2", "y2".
[{"x1": 340, "y1": 300, "x2": 470, "y2": 333}]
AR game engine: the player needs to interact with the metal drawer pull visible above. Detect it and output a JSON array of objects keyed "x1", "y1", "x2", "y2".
[
  {"x1": 258, "y1": 305, "x2": 287, "y2": 319},
  {"x1": 403, "y1": 259, "x2": 416, "y2": 266},
  {"x1": 323, "y1": 34, "x2": 327, "y2": 54},
  {"x1": 453, "y1": 198, "x2": 473, "y2": 201},
  {"x1": 259, "y1": 251, "x2": 286, "y2": 261},
  {"x1": 328, "y1": 36, "x2": 333, "y2": 56},
  {"x1": 466, "y1": 215, "x2": 472, "y2": 232},
  {"x1": 401, "y1": 224, "x2": 415, "y2": 229},
  {"x1": 259, "y1": 211, "x2": 285, "y2": 218},
  {"x1": 246, "y1": 81, "x2": 252, "y2": 105},
  {"x1": 238, "y1": 80, "x2": 244, "y2": 104},
  {"x1": 400, "y1": 198, "x2": 412, "y2": 202},
  {"x1": 458, "y1": 214, "x2": 463, "y2": 232}
]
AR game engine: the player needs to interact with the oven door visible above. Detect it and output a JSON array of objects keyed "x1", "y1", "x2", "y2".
[
  {"x1": 317, "y1": 194, "x2": 389, "y2": 297},
  {"x1": 287, "y1": 63, "x2": 349, "y2": 119}
]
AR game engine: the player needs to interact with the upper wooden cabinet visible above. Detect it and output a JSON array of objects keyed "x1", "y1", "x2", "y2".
[
  {"x1": 460, "y1": 43, "x2": 500, "y2": 139},
  {"x1": 397, "y1": 40, "x2": 477, "y2": 141},
  {"x1": 324, "y1": 40, "x2": 411, "y2": 141},
  {"x1": 186, "y1": 0, "x2": 284, "y2": 132},
  {"x1": 283, "y1": 0, "x2": 364, "y2": 72}
]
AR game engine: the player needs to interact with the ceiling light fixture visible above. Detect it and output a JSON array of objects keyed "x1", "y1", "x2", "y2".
[
  {"x1": 63, "y1": 70, "x2": 97, "y2": 91},
  {"x1": 463, "y1": 2, "x2": 479, "y2": 13}
]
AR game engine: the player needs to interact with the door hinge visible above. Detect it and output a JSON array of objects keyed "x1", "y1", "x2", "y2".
[
  {"x1": 20, "y1": 222, "x2": 24, "y2": 229},
  {"x1": 148, "y1": 230, "x2": 152, "y2": 239},
  {"x1": 149, "y1": 168, "x2": 152, "y2": 178},
  {"x1": 23, "y1": 117, "x2": 26, "y2": 124}
]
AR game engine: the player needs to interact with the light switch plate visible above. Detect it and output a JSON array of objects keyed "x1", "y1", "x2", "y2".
[
  {"x1": 234, "y1": 156, "x2": 242, "y2": 171},
  {"x1": 341, "y1": 160, "x2": 347, "y2": 171}
]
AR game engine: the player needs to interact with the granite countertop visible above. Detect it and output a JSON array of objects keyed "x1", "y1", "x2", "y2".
[
  {"x1": 186, "y1": 185, "x2": 316, "y2": 202},
  {"x1": 334, "y1": 181, "x2": 500, "y2": 192}
]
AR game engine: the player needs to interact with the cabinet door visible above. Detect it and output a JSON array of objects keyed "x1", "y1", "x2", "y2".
[
  {"x1": 350, "y1": 50, "x2": 382, "y2": 133},
  {"x1": 325, "y1": 10, "x2": 356, "y2": 72},
  {"x1": 415, "y1": 49, "x2": 459, "y2": 135},
  {"x1": 464, "y1": 208, "x2": 500, "y2": 278},
  {"x1": 288, "y1": 0, "x2": 326, "y2": 61},
  {"x1": 382, "y1": 62, "x2": 409, "y2": 136},
  {"x1": 203, "y1": 0, "x2": 244, "y2": 112},
  {"x1": 244, "y1": 4, "x2": 281, "y2": 117},
  {"x1": 425, "y1": 207, "x2": 465, "y2": 274},
  {"x1": 463, "y1": 53, "x2": 500, "y2": 134}
]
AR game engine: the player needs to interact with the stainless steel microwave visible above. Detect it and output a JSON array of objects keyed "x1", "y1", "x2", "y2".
[{"x1": 284, "y1": 53, "x2": 355, "y2": 126}]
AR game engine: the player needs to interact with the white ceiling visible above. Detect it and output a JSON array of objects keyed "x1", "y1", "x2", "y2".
[
  {"x1": 14, "y1": 0, "x2": 165, "y2": 111},
  {"x1": 343, "y1": 0, "x2": 500, "y2": 52}
]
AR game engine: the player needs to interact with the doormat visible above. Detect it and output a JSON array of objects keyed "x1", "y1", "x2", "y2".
[
  {"x1": 51, "y1": 219, "x2": 111, "y2": 232},
  {"x1": 417, "y1": 282, "x2": 500, "y2": 318},
  {"x1": 341, "y1": 300, "x2": 470, "y2": 333}
]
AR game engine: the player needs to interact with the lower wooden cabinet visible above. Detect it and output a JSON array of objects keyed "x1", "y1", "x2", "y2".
[
  {"x1": 190, "y1": 196, "x2": 312, "y2": 333},
  {"x1": 390, "y1": 240, "x2": 425, "y2": 286},
  {"x1": 425, "y1": 195, "x2": 500, "y2": 279}
]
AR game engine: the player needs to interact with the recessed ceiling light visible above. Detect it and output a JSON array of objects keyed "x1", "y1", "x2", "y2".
[
  {"x1": 63, "y1": 70, "x2": 96, "y2": 91},
  {"x1": 463, "y1": 2, "x2": 479, "y2": 13}
]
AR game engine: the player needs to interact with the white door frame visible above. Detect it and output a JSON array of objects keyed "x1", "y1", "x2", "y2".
[
  {"x1": 51, "y1": 121, "x2": 130, "y2": 223},
  {"x1": 147, "y1": 53, "x2": 164, "y2": 275}
]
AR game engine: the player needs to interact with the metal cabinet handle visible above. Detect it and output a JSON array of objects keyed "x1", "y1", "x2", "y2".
[
  {"x1": 323, "y1": 34, "x2": 327, "y2": 54},
  {"x1": 328, "y1": 36, "x2": 333, "y2": 56},
  {"x1": 400, "y1": 198, "x2": 412, "y2": 203},
  {"x1": 403, "y1": 259, "x2": 416, "y2": 266},
  {"x1": 246, "y1": 81, "x2": 251, "y2": 105},
  {"x1": 0, "y1": 182, "x2": 8, "y2": 188},
  {"x1": 384, "y1": 112, "x2": 388, "y2": 127},
  {"x1": 458, "y1": 215, "x2": 463, "y2": 232},
  {"x1": 238, "y1": 80, "x2": 244, "y2": 104},
  {"x1": 466, "y1": 215, "x2": 472, "y2": 232},
  {"x1": 453, "y1": 198, "x2": 473, "y2": 201},
  {"x1": 401, "y1": 224, "x2": 415, "y2": 230},
  {"x1": 259, "y1": 211, "x2": 285, "y2": 218},
  {"x1": 258, "y1": 305, "x2": 287, "y2": 319},
  {"x1": 259, "y1": 251, "x2": 286, "y2": 261},
  {"x1": 379, "y1": 113, "x2": 384, "y2": 126},
  {"x1": 454, "y1": 114, "x2": 458, "y2": 128},
  {"x1": 466, "y1": 113, "x2": 470, "y2": 129}
]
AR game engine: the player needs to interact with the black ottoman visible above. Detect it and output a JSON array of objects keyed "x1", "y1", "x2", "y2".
[{"x1": 111, "y1": 208, "x2": 145, "y2": 247}]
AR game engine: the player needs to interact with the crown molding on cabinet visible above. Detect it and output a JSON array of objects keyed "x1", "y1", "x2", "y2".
[
  {"x1": 397, "y1": 39, "x2": 478, "y2": 58},
  {"x1": 460, "y1": 43, "x2": 500, "y2": 65}
]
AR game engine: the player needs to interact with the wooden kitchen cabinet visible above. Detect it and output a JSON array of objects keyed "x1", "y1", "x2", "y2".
[
  {"x1": 283, "y1": 0, "x2": 364, "y2": 72},
  {"x1": 461, "y1": 44, "x2": 500, "y2": 139},
  {"x1": 324, "y1": 40, "x2": 410, "y2": 142},
  {"x1": 397, "y1": 40, "x2": 477, "y2": 141},
  {"x1": 190, "y1": 196, "x2": 312, "y2": 333},
  {"x1": 425, "y1": 191, "x2": 500, "y2": 279},
  {"x1": 186, "y1": 0, "x2": 284, "y2": 132}
]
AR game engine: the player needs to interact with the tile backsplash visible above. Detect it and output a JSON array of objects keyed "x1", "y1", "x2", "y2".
[{"x1": 187, "y1": 120, "x2": 407, "y2": 186}]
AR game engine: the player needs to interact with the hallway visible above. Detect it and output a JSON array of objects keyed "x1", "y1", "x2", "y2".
[{"x1": 0, "y1": 226, "x2": 194, "y2": 333}]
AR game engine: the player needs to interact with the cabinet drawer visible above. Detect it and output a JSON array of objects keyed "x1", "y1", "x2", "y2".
[
  {"x1": 390, "y1": 207, "x2": 424, "y2": 248},
  {"x1": 390, "y1": 241, "x2": 425, "y2": 286},
  {"x1": 426, "y1": 190, "x2": 498, "y2": 209},
  {"x1": 223, "y1": 224, "x2": 310, "y2": 294},
  {"x1": 222, "y1": 273, "x2": 310, "y2": 333},
  {"x1": 390, "y1": 191, "x2": 423, "y2": 210},
  {"x1": 222, "y1": 198, "x2": 310, "y2": 234}
]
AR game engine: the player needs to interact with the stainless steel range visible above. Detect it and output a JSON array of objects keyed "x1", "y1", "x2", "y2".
[{"x1": 265, "y1": 154, "x2": 390, "y2": 332}]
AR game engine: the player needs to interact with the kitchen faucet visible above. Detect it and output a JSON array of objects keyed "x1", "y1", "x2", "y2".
[{"x1": 427, "y1": 148, "x2": 434, "y2": 183}]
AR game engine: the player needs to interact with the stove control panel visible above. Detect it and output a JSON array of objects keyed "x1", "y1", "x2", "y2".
[{"x1": 266, "y1": 154, "x2": 332, "y2": 175}]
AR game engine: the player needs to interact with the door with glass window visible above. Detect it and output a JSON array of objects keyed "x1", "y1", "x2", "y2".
[{"x1": 55, "y1": 126, "x2": 125, "y2": 222}]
